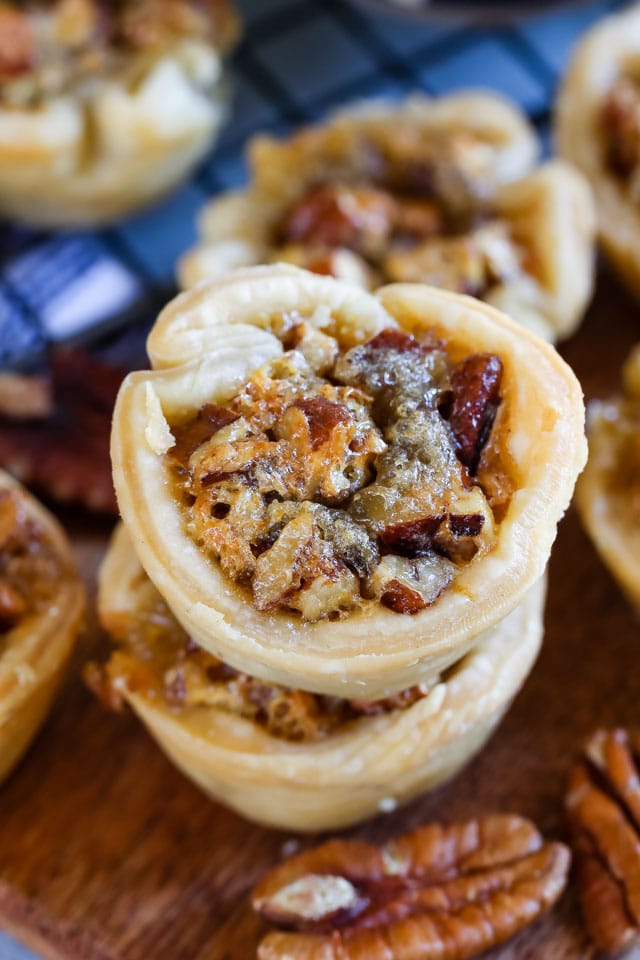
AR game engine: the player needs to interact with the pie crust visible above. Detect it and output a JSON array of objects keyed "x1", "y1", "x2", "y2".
[
  {"x1": 576, "y1": 343, "x2": 640, "y2": 607},
  {"x1": 556, "y1": 4, "x2": 640, "y2": 300},
  {"x1": 179, "y1": 94, "x2": 594, "y2": 342},
  {"x1": 0, "y1": 470, "x2": 84, "y2": 782},
  {"x1": 98, "y1": 523, "x2": 545, "y2": 832},
  {"x1": 0, "y1": 1, "x2": 239, "y2": 227},
  {"x1": 111, "y1": 265, "x2": 585, "y2": 699}
]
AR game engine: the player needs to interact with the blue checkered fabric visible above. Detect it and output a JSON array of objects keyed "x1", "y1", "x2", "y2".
[{"x1": 0, "y1": 0, "x2": 626, "y2": 368}]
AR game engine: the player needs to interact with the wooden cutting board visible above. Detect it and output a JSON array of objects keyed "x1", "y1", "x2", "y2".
[{"x1": 0, "y1": 269, "x2": 638, "y2": 960}]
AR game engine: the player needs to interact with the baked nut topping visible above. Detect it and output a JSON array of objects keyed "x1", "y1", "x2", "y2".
[
  {"x1": 252, "y1": 815, "x2": 570, "y2": 959},
  {"x1": 601, "y1": 75, "x2": 640, "y2": 193},
  {"x1": 566, "y1": 728, "x2": 640, "y2": 956},
  {"x1": 168, "y1": 325, "x2": 503, "y2": 621}
]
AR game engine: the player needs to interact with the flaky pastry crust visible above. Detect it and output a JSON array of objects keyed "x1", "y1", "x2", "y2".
[
  {"x1": 556, "y1": 4, "x2": 640, "y2": 300},
  {"x1": 180, "y1": 94, "x2": 594, "y2": 342},
  {"x1": 111, "y1": 265, "x2": 585, "y2": 699},
  {"x1": 576, "y1": 344, "x2": 640, "y2": 608},
  {"x1": 0, "y1": 1, "x2": 239, "y2": 226},
  {"x1": 0, "y1": 470, "x2": 84, "y2": 782},
  {"x1": 98, "y1": 523, "x2": 545, "y2": 832}
]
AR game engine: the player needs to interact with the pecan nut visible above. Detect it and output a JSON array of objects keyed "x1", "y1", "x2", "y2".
[
  {"x1": 0, "y1": 349, "x2": 124, "y2": 513},
  {"x1": 252, "y1": 814, "x2": 570, "y2": 959},
  {"x1": 566, "y1": 727, "x2": 640, "y2": 956}
]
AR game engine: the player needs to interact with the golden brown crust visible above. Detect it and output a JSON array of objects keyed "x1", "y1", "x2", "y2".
[
  {"x1": 180, "y1": 94, "x2": 595, "y2": 342},
  {"x1": 0, "y1": 470, "x2": 84, "y2": 782},
  {"x1": 98, "y1": 523, "x2": 546, "y2": 832},
  {"x1": 111, "y1": 265, "x2": 585, "y2": 699},
  {"x1": 556, "y1": 4, "x2": 640, "y2": 300}
]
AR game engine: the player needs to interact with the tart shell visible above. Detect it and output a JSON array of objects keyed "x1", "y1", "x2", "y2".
[
  {"x1": 111, "y1": 265, "x2": 585, "y2": 699},
  {"x1": 99, "y1": 524, "x2": 545, "y2": 833},
  {"x1": 0, "y1": 471, "x2": 84, "y2": 782}
]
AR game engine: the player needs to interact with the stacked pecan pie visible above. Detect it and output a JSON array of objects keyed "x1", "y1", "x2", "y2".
[
  {"x1": 181, "y1": 92, "x2": 595, "y2": 343},
  {"x1": 0, "y1": 0, "x2": 239, "y2": 225},
  {"x1": 94, "y1": 264, "x2": 586, "y2": 831}
]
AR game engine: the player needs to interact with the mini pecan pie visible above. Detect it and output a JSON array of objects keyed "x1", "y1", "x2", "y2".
[
  {"x1": 556, "y1": 5, "x2": 640, "y2": 301},
  {"x1": 180, "y1": 93, "x2": 595, "y2": 342},
  {"x1": 577, "y1": 343, "x2": 640, "y2": 608},
  {"x1": 93, "y1": 523, "x2": 545, "y2": 831},
  {"x1": 111, "y1": 265, "x2": 585, "y2": 700},
  {"x1": 0, "y1": 470, "x2": 84, "y2": 782},
  {"x1": 0, "y1": 0, "x2": 239, "y2": 226}
]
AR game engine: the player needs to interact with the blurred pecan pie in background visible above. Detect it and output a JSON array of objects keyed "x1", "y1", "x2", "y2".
[
  {"x1": 0, "y1": 0, "x2": 239, "y2": 226},
  {"x1": 556, "y1": 3, "x2": 640, "y2": 302},
  {"x1": 577, "y1": 342, "x2": 640, "y2": 609},
  {"x1": 0, "y1": 470, "x2": 84, "y2": 783},
  {"x1": 180, "y1": 92, "x2": 595, "y2": 343}
]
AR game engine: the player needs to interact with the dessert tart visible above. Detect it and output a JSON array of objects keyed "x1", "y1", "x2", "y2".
[
  {"x1": 556, "y1": 3, "x2": 640, "y2": 300},
  {"x1": 111, "y1": 265, "x2": 586, "y2": 699},
  {"x1": 576, "y1": 343, "x2": 640, "y2": 608},
  {"x1": 0, "y1": 470, "x2": 84, "y2": 782},
  {"x1": 94, "y1": 523, "x2": 545, "y2": 832},
  {"x1": 0, "y1": 0, "x2": 239, "y2": 227},
  {"x1": 180, "y1": 94, "x2": 595, "y2": 342}
]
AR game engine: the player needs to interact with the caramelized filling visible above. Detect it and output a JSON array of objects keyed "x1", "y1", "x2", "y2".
[
  {"x1": 266, "y1": 128, "x2": 527, "y2": 295},
  {"x1": 90, "y1": 591, "x2": 437, "y2": 742},
  {"x1": 601, "y1": 73, "x2": 640, "y2": 195},
  {"x1": 0, "y1": 489, "x2": 61, "y2": 635},
  {"x1": 0, "y1": 0, "x2": 237, "y2": 106},
  {"x1": 168, "y1": 325, "x2": 509, "y2": 621}
]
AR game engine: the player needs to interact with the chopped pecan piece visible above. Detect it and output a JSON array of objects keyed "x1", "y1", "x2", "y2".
[
  {"x1": 0, "y1": 349, "x2": 124, "y2": 513},
  {"x1": 252, "y1": 814, "x2": 570, "y2": 959},
  {"x1": 380, "y1": 517, "x2": 444, "y2": 557},
  {"x1": 349, "y1": 684, "x2": 429, "y2": 716},
  {"x1": 0, "y1": 4, "x2": 34, "y2": 77},
  {"x1": 291, "y1": 397, "x2": 351, "y2": 451},
  {"x1": 448, "y1": 354, "x2": 502, "y2": 474},
  {"x1": 170, "y1": 403, "x2": 239, "y2": 467},
  {"x1": 566, "y1": 728, "x2": 640, "y2": 956},
  {"x1": 280, "y1": 184, "x2": 396, "y2": 257}
]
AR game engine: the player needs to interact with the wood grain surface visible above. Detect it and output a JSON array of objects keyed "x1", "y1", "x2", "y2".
[{"x1": 0, "y1": 268, "x2": 639, "y2": 960}]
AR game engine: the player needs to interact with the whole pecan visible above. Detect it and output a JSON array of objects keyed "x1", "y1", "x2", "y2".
[
  {"x1": 448, "y1": 354, "x2": 502, "y2": 475},
  {"x1": 252, "y1": 814, "x2": 570, "y2": 959},
  {"x1": 566, "y1": 728, "x2": 640, "y2": 956}
]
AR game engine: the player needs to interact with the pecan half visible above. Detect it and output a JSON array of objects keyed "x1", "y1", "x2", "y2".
[
  {"x1": 170, "y1": 403, "x2": 239, "y2": 467},
  {"x1": 252, "y1": 815, "x2": 570, "y2": 959},
  {"x1": 566, "y1": 727, "x2": 640, "y2": 956},
  {"x1": 448, "y1": 354, "x2": 502, "y2": 474},
  {"x1": 280, "y1": 184, "x2": 395, "y2": 257},
  {"x1": 0, "y1": 4, "x2": 34, "y2": 77},
  {"x1": 0, "y1": 349, "x2": 124, "y2": 513}
]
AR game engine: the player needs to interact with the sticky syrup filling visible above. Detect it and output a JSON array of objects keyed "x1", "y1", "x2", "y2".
[{"x1": 167, "y1": 324, "x2": 512, "y2": 622}]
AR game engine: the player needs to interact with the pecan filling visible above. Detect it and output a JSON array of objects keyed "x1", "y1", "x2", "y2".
[
  {"x1": 0, "y1": 489, "x2": 61, "y2": 635},
  {"x1": 90, "y1": 591, "x2": 437, "y2": 743},
  {"x1": 270, "y1": 132, "x2": 526, "y2": 296},
  {"x1": 0, "y1": 0, "x2": 236, "y2": 107},
  {"x1": 601, "y1": 73, "x2": 640, "y2": 196},
  {"x1": 169, "y1": 325, "x2": 507, "y2": 621}
]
